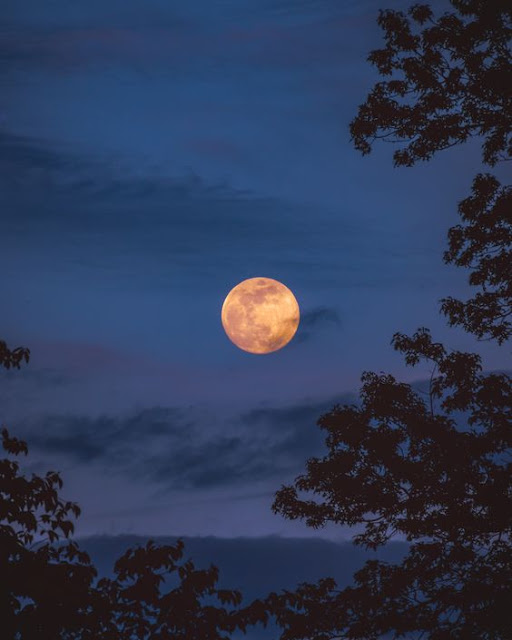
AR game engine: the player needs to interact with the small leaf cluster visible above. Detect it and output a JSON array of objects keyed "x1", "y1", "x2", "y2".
[{"x1": 441, "y1": 173, "x2": 512, "y2": 343}]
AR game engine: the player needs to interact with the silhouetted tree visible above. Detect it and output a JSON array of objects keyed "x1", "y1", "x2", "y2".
[
  {"x1": 441, "y1": 174, "x2": 511, "y2": 344},
  {"x1": 350, "y1": 0, "x2": 511, "y2": 343},
  {"x1": 0, "y1": 343, "x2": 269, "y2": 639},
  {"x1": 265, "y1": 2, "x2": 512, "y2": 638},
  {"x1": 350, "y1": 2, "x2": 511, "y2": 167},
  {"x1": 269, "y1": 329, "x2": 512, "y2": 638},
  {"x1": 0, "y1": 340, "x2": 30, "y2": 369}
]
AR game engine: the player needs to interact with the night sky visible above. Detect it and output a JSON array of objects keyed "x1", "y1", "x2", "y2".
[{"x1": 1, "y1": 0, "x2": 509, "y2": 558}]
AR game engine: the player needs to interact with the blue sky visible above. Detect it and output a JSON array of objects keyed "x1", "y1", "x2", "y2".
[{"x1": 1, "y1": 0, "x2": 509, "y2": 546}]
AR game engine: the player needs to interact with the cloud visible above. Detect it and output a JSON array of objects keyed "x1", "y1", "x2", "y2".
[
  {"x1": 15, "y1": 367, "x2": 509, "y2": 495},
  {"x1": 240, "y1": 396, "x2": 347, "y2": 455},
  {"x1": 23, "y1": 406, "x2": 190, "y2": 464},
  {"x1": 0, "y1": 0, "x2": 378, "y2": 79},
  {"x1": 0, "y1": 131, "x2": 85, "y2": 198},
  {"x1": 16, "y1": 392, "x2": 355, "y2": 491},
  {"x1": 301, "y1": 307, "x2": 341, "y2": 328},
  {"x1": 294, "y1": 306, "x2": 341, "y2": 344},
  {"x1": 0, "y1": 130, "x2": 233, "y2": 198},
  {"x1": 0, "y1": 130, "x2": 364, "y2": 299}
]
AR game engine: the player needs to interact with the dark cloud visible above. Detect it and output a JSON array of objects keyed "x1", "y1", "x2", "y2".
[
  {"x1": 19, "y1": 366, "x2": 501, "y2": 494},
  {"x1": 0, "y1": 365, "x2": 70, "y2": 389},
  {"x1": 0, "y1": 130, "x2": 237, "y2": 200},
  {"x1": 148, "y1": 396, "x2": 358, "y2": 488},
  {"x1": 294, "y1": 306, "x2": 341, "y2": 344},
  {"x1": 18, "y1": 395, "x2": 355, "y2": 490},
  {"x1": 242, "y1": 399, "x2": 331, "y2": 427},
  {"x1": 0, "y1": 130, "x2": 360, "y2": 293},
  {"x1": 239, "y1": 396, "x2": 358, "y2": 471},
  {"x1": 22, "y1": 407, "x2": 189, "y2": 463},
  {"x1": 301, "y1": 307, "x2": 341, "y2": 329},
  {"x1": 0, "y1": 131, "x2": 71, "y2": 170}
]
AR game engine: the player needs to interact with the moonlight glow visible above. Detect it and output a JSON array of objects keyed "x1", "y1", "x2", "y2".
[{"x1": 221, "y1": 277, "x2": 300, "y2": 354}]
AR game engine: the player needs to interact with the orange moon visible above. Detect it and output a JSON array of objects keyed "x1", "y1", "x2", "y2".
[{"x1": 221, "y1": 277, "x2": 300, "y2": 354}]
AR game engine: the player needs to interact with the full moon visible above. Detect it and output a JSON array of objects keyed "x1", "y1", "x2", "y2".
[{"x1": 221, "y1": 277, "x2": 300, "y2": 354}]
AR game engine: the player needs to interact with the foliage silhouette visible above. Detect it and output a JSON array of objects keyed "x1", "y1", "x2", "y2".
[
  {"x1": 270, "y1": 329, "x2": 512, "y2": 638},
  {"x1": 349, "y1": 1, "x2": 511, "y2": 167},
  {"x1": 441, "y1": 174, "x2": 511, "y2": 344},
  {"x1": 0, "y1": 343, "x2": 270, "y2": 639},
  {"x1": 0, "y1": 340, "x2": 30, "y2": 370},
  {"x1": 350, "y1": 0, "x2": 512, "y2": 344},
  {"x1": 265, "y1": 1, "x2": 512, "y2": 639}
]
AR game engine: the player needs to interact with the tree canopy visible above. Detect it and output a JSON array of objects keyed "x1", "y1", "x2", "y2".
[
  {"x1": 349, "y1": 1, "x2": 512, "y2": 168},
  {"x1": 265, "y1": 1, "x2": 512, "y2": 638},
  {"x1": 350, "y1": 0, "x2": 512, "y2": 344},
  {"x1": 441, "y1": 173, "x2": 511, "y2": 344},
  {"x1": 270, "y1": 329, "x2": 512, "y2": 638}
]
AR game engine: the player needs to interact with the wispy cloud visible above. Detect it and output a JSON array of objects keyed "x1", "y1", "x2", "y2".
[
  {"x1": 294, "y1": 306, "x2": 342, "y2": 344},
  {"x1": 17, "y1": 394, "x2": 351, "y2": 490},
  {"x1": 1, "y1": 0, "x2": 373, "y2": 68},
  {"x1": 0, "y1": 130, "x2": 372, "y2": 300}
]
